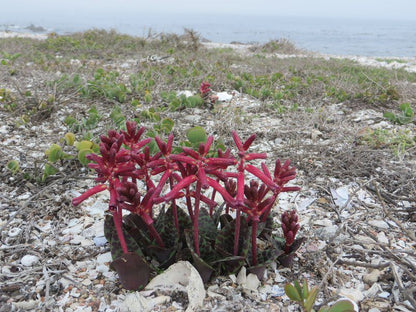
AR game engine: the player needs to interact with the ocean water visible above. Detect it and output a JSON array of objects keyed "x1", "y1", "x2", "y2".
[{"x1": 1, "y1": 12, "x2": 416, "y2": 57}]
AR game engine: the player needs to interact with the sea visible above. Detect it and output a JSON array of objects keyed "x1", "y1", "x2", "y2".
[{"x1": 1, "y1": 12, "x2": 416, "y2": 57}]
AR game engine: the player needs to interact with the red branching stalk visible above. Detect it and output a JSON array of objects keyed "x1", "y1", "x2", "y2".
[{"x1": 72, "y1": 120, "x2": 300, "y2": 267}]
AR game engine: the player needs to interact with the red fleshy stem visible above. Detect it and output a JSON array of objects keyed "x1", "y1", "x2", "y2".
[
  {"x1": 233, "y1": 207, "x2": 241, "y2": 256},
  {"x1": 72, "y1": 184, "x2": 107, "y2": 206},
  {"x1": 251, "y1": 220, "x2": 258, "y2": 266},
  {"x1": 193, "y1": 181, "x2": 202, "y2": 256},
  {"x1": 112, "y1": 209, "x2": 129, "y2": 254}
]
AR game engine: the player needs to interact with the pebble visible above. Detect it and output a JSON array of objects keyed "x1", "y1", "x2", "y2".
[
  {"x1": 339, "y1": 288, "x2": 364, "y2": 302},
  {"x1": 244, "y1": 273, "x2": 260, "y2": 291},
  {"x1": 236, "y1": 266, "x2": 246, "y2": 285},
  {"x1": 12, "y1": 300, "x2": 38, "y2": 310},
  {"x1": 363, "y1": 269, "x2": 381, "y2": 285},
  {"x1": 216, "y1": 92, "x2": 233, "y2": 102},
  {"x1": 21, "y1": 255, "x2": 40, "y2": 266},
  {"x1": 93, "y1": 236, "x2": 107, "y2": 247},
  {"x1": 229, "y1": 274, "x2": 237, "y2": 284},
  {"x1": 376, "y1": 232, "x2": 389, "y2": 244},
  {"x1": 364, "y1": 283, "x2": 383, "y2": 298},
  {"x1": 8, "y1": 227, "x2": 21, "y2": 237},
  {"x1": 177, "y1": 90, "x2": 193, "y2": 97},
  {"x1": 368, "y1": 220, "x2": 390, "y2": 230},
  {"x1": 96, "y1": 252, "x2": 112, "y2": 264},
  {"x1": 315, "y1": 225, "x2": 338, "y2": 241},
  {"x1": 70, "y1": 288, "x2": 81, "y2": 298},
  {"x1": 378, "y1": 291, "x2": 390, "y2": 298},
  {"x1": 313, "y1": 219, "x2": 333, "y2": 227},
  {"x1": 96, "y1": 264, "x2": 109, "y2": 273}
]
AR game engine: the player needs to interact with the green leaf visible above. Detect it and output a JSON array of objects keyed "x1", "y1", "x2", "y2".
[
  {"x1": 7, "y1": 160, "x2": 20, "y2": 173},
  {"x1": 284, "y1": 283, "x2": 302, "y2": 302},
  {"x1": 302, "y1": 278, "x2": 310, "y2": 299},
  {"x1": 42, "y1": 163, "x2": 59, "y2": 181},
  {"x1": 383, "y1": 111, "x2": 396, "y2": 122},
  {"x1": 75, "y1": 140, "x2": 93, "y2": 151},
  {"x1": 64, "y1": 132, "x2": 76, "y2": 146},
  {"x1": 294, "y1": 280, "x2": 303, "y2": 299},
  {"x1": 327, "y1": 300, "x2": 355, "y2": 312},
  {"x1": 160, "y1": 118, "x2": 174, "y2": 134},
  {"x1": 47, "y1": 144, "x2": 63, "y2": 162},
  {"x1": 304, "y1": 286, "x2": 319, "y2": 312},
  {"x1": 78, "y1": 149, "x2": 93, "y2": 166},
  {"x1": 186, "y1": 126, "x2": 207, "y2": 145}
]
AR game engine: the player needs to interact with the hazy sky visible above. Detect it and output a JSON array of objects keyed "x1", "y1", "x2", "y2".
[{"x1": 2, "y1": 0, "x2": 416, "y2": 20}]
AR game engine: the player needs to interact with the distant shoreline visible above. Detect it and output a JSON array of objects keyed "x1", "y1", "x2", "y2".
[{"x1": 1, "y1": 30, "x2": 415, "y2": 72}]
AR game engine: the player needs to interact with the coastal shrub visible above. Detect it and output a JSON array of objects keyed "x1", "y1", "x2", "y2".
[
  {"x1": 72, "y1": 120, "x2": 303, "y2": 290},
  {"x1": 384, "y1": 102, "x2": 414, "y2": 125}
]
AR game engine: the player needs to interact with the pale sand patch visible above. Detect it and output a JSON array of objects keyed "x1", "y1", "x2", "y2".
[{"x1": 0, "y1": 31, "x2": 48, "y2": 40}]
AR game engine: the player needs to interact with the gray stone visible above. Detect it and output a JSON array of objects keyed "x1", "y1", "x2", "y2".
[
  {"x1": 21, "y1": 255, "x2": 39, "y2": 266},
  {"x1": 363, "y1": 269, "x2": 381, "y2": 285}
]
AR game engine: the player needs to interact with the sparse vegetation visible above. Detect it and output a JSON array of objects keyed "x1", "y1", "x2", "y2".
[{"x1": 1, "y1": 29, "x2": 415, "y2": 310}]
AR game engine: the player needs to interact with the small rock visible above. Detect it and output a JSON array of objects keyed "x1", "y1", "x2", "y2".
[
  {"x1": 177, "y1": 90, "x2": 194, "y2": 97},
  {"x1": 274, "y1": 272, "x2": 286, "y2": 283},
  {"x1": 236, "y1": 266, "x2": 247, "y2": 285},
  {"x1": 244, "y1": 273, "x2": 260, "y2": 292},
  {"x1": 330, "y1": 186, "x2": 350, "y2": 209},
  {"x1": 216, "y1": 92, "x2": 233, "y2": 102},
  {"x1": 315, "y1": 225, "x2": 338, "y2": 241},
  {"x1": 271, "y1": 285, "x2": 285, "y2": 297},
  {"x1": 70, "y1": 288, "x2": 81, "y2": 298},
  {"x1": 121, "y1": 292, "x2": 151, "y2": 312},
  {"x1": 93, "y1": 236, "x2": 107, "y2": 247},
  {"x1": 378, "y1": 291, "x2": 390, "y2": 298},
  {"x1": 70, "y1": 235, "x2": 83, "y2": 245},
  {"x1": 364, "y1": 283, "x2": 383, "y2": 298},
  {"x1": 368, "y1": 308, "x2": 381, "y2": 312},
  {"x1": 96, "y1": 264, "x2": 109, "y2": 273},
  {"x1": 8, "y1": 227, "x2": 21, "y2": 237},
  {"x1": 376, "y1": 232, "x2": 389, "y2": 244},
  {"x1": 311, "y1": 129, "x2": 322, "y2": 140},
  {"x1": 21, "y1": 255, "x2": 40, "y2": 266},
  {"x1": 363, "y1": 269, "x2": 381, "y2": 285},
  {"x1": 96, "y1": 252, "x2": 112, "y2": 264},
  {"x1": 368, "y1": 220, "x2": 389, "y2": 230},
  {"x1": 12, "y1": 300, "x2": 39, "y2": 310},
  {"x1": 339, "y1": 288, "x2": 364, "y2": 302},
  {"x1": 313, "y1": 219, "x2": 333, "y2": 227},
  {"x1": 229, "y1": 274, "x2": 237, "y2": 284}
]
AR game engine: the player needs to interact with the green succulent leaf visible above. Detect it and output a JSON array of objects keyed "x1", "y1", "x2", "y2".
[
  {"x1": 64, "y1": 132, "x2": 76, "y2": 146},
  {"x1": 46, "y1": 144, "x2": 62, "y2": 162},
  {"x1": 284, "y1": 283, "x2": 302, "y2": 302},
  {"x1": 294, "y1": 280, "x2": 303, "y2": 299},
  {"x1": 326, "y1": 300, "x2": 355, "y2": 312},
  {"x1": 78, "y1": 148, "x2": 93, "y2": 166},
  {"x1": 42, "y1": 163, "x2": 59, "y2": 181},
  {"x1": 160, "y1": 118, "x2": 174, "y2": 134},
  {"x1": 75, "y1": 140, "x2": 93, "y2": 151},
  {"x1": 7, "y1": 160, "x2": 20, "y2": 174},
  {"x1": 302, "y1": 279, "x2": 310, "y2": 299},
  {"x1": 304, "y1": 286, "x2": 319, "y2": 312},
  {"x1": 186, "y1": 126, "x2": 207, "y2": 145}
]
